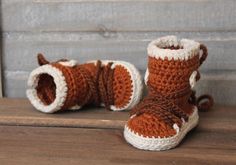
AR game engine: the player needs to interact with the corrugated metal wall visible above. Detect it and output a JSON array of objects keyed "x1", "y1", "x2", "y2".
[{"x1": 1, "y1": 0, "x2": 236, "y2": 105}]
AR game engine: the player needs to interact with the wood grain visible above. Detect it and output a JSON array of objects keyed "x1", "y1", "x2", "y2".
[
  {"x1": 2, "y1": 0, "x2": 236, "y2": 32},
  {"x1": 3, "y1": 32, "x2": 236, "y2": 71},
  {"x1": 0, "y1": 98, "x2": 128, "y2": 129},
  {"x1": 0, "y1": 99, "x2": 235, "y2": 132},
  {"x1": 0, "y1": 126, "x2": 235, "y2": 165},
  {"x1": 0, "y1": 98, "x2": 235, "y2": 164}
]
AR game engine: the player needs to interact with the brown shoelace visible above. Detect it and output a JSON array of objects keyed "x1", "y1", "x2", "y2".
[
  {"x1": 130, "y1": 86, "x2": 191, "y2": 128},
  {"x1": 189, "y1": 90, "x2": 214, "y2": 112},
  {"x1": 130, "y1": 85, "x2": 214, "y2": 128},
  {"x1": 78, "y1": 60, "x2": 114, "y2": 110}
]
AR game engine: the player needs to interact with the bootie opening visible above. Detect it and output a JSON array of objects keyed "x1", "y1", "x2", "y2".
[
  {"x1": 147, "y1": 35, "x2": 200, "y2": 60},
  {"x1": 161, "y1": 45, "x2": 183, "y2": 50},
  {"x1": 36, "y1": 73, "x2": 56, "y2": 105},
  {"x1": 26, "y1": 65, "x2": 68, "y2": 113}
]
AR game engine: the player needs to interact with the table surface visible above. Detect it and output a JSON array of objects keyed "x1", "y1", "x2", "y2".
[{"x1": 0, "y1": 98, "x2": 235, "y2": 165}]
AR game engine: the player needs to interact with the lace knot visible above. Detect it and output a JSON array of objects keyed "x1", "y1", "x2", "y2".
[{"x1": 189, "y1": 90, "x2": 214, "y2": 111}]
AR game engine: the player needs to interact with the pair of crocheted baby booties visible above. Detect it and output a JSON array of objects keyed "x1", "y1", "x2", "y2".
[{"x1": 27, "y1": 35, "x2": 213, "y2": 151}]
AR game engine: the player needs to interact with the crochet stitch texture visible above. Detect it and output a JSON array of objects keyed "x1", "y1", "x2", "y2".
[
  {"x1": 124, "y1": 36, "x2": 213, "y2": 151},
  {"x1": 27, "y1": 54, "x2": 143, "y2": 113}
]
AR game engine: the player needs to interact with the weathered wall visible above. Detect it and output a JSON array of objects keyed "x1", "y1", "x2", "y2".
[{"x1": 1, "y1": 0, "x2": 236, "y2": 105}]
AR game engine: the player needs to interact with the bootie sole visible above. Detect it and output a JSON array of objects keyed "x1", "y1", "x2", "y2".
[{"x1": 124, "y1": 107, "x2": 199, "y2": 151}]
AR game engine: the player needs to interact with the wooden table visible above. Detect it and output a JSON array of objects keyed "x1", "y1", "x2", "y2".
[{"x1": 0, "y1": 98, "x2": 235, "y2": 164}]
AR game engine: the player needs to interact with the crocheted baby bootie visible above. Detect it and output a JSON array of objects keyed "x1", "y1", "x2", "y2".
[
  {"x1": 27, "y1": 54, "x2": 143, "y2": 113},
  {"x1": 124, "y1": 36, "x2": 214, "y2": 151}
]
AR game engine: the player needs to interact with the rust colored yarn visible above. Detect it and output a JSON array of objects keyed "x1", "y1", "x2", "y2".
[
  {"x1": 128, "y1": 44, "x2": 214, "y2": 138},
  {"x1": 36, "y1": 74, "x2": 56, "y2": 105},
  {"x1": 147, "y1": 55, "x2": 200, "y2": 115},
  {"x1": 36, "y1": 54, "x2": 133, "y2": 110},
  {"x1": 76, "y1": 61, "x2": 115, "y2": 109},
  {"x1": 113, "y1": 66, "x2": 133, "y2": 108}
]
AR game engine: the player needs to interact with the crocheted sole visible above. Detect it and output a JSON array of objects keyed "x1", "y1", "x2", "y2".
[
  {"x1": 124, "y1": 107, "x2": 199, "y2": 151},
  {"x1": 88, "y1": 60, "x2": 143, "y2": 111}
]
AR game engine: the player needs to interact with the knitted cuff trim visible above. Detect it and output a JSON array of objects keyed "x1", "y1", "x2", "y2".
[
  {"x1": 147, "y1": 36, "x2": 200, "y2": 61},
  {"x1": 26, "y1": 64, "x2": 68, "y2": 113}
]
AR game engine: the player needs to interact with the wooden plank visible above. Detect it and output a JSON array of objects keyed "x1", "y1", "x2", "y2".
[
  {"x1": 3, "y1": 32, "x2": 236, "y2": 71},
  {"x1": 0, "y1": 125, "x2": 235, "y2": 164},
  {"x1": 0, "y1": 99, "x2": 235, "y2": 132},
  {"x1": 2, "y1": 0, "x2": 236, "y2": 32},
  {"x1": 0, "y1": 98, "x2": 128, "y2": 129}
]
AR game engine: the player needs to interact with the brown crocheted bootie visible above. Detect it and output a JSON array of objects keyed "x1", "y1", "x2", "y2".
[
  {"x1": 27, "y1": 54, "x2": 143, "y2": 113},
  {"x1": 124, "y1": 36, "x2": 213, "y2": 151}
]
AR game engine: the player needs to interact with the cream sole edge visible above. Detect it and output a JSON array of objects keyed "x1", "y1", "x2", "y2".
[{"x1": 124, "y1": 107, "x2": 199, "y2": 151}]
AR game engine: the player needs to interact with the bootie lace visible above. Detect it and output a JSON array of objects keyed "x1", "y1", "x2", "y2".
[{"x1": 78, "y1": 60, "x2": 115, "y2": 109}]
